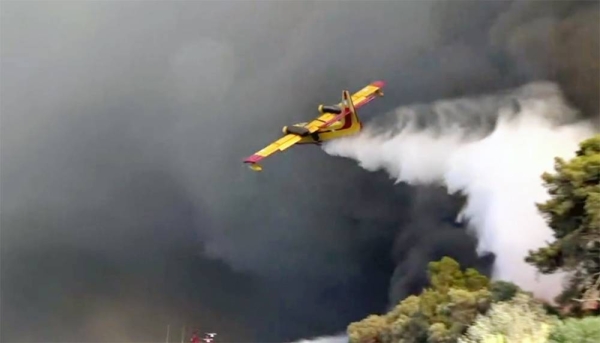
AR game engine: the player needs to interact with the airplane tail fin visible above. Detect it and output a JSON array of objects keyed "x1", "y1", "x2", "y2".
[
  {"x1": 342, "y1": 90, "x2": 360, "y2": 124},
  {"x1": 342, "y1": 90, "x2": 355, "y2": 115}
]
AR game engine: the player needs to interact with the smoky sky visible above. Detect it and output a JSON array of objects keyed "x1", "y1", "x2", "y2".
[{"x1": 1, "y1": 1, "x2": 598, "y2": 342}]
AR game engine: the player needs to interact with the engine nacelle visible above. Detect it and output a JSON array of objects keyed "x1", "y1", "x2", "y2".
[
  {"x1": 318, "y1": 104, "x2": 342, "y2": 114},
  {"x1": 282, "y1": 125, "x2": 310, "y2": 136}
]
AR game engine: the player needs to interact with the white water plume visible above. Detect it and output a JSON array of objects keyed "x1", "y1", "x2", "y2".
[
  {"x1": 288, "y1": 333, "x2": 347, "y2": 343},
  {"x1": 323, "y1": 82, "x2": 597, "y2": 301}
]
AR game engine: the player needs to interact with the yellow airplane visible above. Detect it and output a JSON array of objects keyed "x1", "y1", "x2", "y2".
[{"x1": 243, "y1": 81, "x2": 385, "y2": 171}]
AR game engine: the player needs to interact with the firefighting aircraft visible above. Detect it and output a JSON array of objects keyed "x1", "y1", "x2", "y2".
[{"x1": 243, "y1": 81, "x2": 385, "y2": 171}]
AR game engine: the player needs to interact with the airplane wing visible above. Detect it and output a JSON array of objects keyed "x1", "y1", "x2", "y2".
[
  {"x1": 243, "y1": 134, "x2": 303, "y2": 171},
  {"x1": 243, "y1": 81, "x2": 385, "y2": 171}
]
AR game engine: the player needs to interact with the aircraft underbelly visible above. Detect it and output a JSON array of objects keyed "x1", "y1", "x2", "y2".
[
  {"x1": 297, "y1": 136, "x2": 317, "y2": 144},
  {"x1": 319, "y1": 129, "x2": 359, "y2": 141}
]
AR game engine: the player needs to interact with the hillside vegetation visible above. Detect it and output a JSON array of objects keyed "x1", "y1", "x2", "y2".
[{"x1": 348, "y1": 135, "x2": 600, "y2": 343}]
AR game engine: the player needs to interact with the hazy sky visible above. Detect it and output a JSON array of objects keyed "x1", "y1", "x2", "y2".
[{"x1": 1, "y1": 1, "x2": 597, "y2": 342}]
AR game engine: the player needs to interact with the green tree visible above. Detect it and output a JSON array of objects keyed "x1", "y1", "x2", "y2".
[
  {"x1": 347, "y1": 257, "x2": 497, "y2": 343},
  {"x1": 525, "y1": 134, "x2": 600, "y2": 312},
  {"x1": 548, "y1": 316, "x2": 600, "y2": 343},
  {"x1": 347, "y1": 314, "x2": 388, "y2": 343},
  {"x1": 489, "y1": 280, "x2": 519, "y2": 302},
  {"x1": 458, "y1": 292, "x2": 558, "y2": 343}
]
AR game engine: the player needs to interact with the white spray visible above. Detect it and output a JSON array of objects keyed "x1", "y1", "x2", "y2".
[
  {"x1": 323, "y1": 82, "x2": 597, "y2": 301},
  {"x1": 287, "y1": 333, "x2": 347, "y2": 343}
]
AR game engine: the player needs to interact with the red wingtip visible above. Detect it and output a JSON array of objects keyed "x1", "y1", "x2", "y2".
[
  {"x1": 243, "y1": 154, "x2": 263, "y2": 163},
  {"x1": 371, "y1": 80, "x2": 385, "y2": 88}
]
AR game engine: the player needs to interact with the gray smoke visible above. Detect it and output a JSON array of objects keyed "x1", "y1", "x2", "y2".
[{"x1": 1, "y1": 1, "x2": 597, "y2": 342}]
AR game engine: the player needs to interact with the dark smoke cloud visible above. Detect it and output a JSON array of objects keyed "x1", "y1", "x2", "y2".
[{"x1": 1, "y1": 1, "x2": 597, "y2": 342}]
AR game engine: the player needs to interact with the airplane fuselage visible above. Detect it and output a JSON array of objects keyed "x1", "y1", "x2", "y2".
[
  {"x1": 282, "y1": 103, "x2": 362, "y2": 144},
  {"x1": 290, "y1": 120, "x2": 361, "y2": 144}
]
